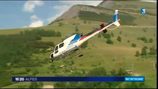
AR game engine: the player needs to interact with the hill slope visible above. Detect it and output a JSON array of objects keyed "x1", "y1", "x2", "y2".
[{"x1": 50, "y1": 0, "x2": 156, "y2": 26}]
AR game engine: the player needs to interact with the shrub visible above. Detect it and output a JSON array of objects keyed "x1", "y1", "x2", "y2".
[
  {"x1": 117, "y1": 68, "x2": 129, "y2": 76},
  {"x1": 137, "y1": 37, "x2": 148, "y2": 43},
  {"x1": 149, "y1": 38, "x2": 153, "y2": 43},
  {"x1": 117, "y1": 36, "x2": 122, "y2": 42},
  {"x1": 127, "y1": 40, "x2": 130, "y2": 43},
  {"x1": 102, "y1": 33, "x2": 111, "y2": 39},
  {"x1": 131, "y1": 43, "x2": 136, "y2": 47},
  {"x1": 135, "y1": 51, "x2": 140, "y2": 57},
  {"x1": 149, "y1": 46, "x2": 156, "y2": 55},
  {"x1": 106, "y1": 38, "x2": 113, "y2": 44},
  {"x1": 141, "y1": 46, "x2": 148, "y2": 56}
]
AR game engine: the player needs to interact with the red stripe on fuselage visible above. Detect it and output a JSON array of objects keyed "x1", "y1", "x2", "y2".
[{"x1": 80, "y1": 36, "x2": 87, "y2": 40}]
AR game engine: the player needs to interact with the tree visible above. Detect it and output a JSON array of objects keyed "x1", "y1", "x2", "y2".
[
  {"x1": 137, "y1": 37, "x2": 148, "y2": 43},
  {"x1": 117, "y1": 68, "x2": 128, "y2": 76},
  {"x1": 135, "y1": 51, "x2": 140, "y2": 57},
  {"x1": 141, "y1": 46, "x2": 147, "y2": 56},
  {"x1": 149, "y1": 38, "x2": 153, "y2": 43},
  {"x1": 117, "y1": 36, "x2": 122, "y2": 42},
  {"x1": 149, "y1": 46, "x2": 156, "y2": 55}
]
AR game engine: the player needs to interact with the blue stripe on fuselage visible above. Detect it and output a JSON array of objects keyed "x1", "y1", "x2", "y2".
[
  {"x1": 113, "y1": 14, "x2": 118, "y2": 22},
  {"x1": 69, "y1": 34, "x2": 81, "y2": 45}
]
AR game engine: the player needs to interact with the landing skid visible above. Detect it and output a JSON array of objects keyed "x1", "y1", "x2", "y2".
[{"x1": 50, "y1": 48, "x2": 83, "y2": 62}]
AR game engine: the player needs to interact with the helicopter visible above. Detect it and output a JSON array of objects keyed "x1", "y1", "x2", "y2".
[{"x1": 50, "y1": 10, "x2": 120, "y2": 62}]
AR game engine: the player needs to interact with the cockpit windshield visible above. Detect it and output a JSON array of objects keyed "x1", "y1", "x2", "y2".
[
  {"x1": 59, "y1": 43, "x2": 64, "y2": 48},
  {"x1": 54, "y1": 45, "x2": 58, "y2": 51},
  {"x1": 54, "y1": 45, "x2": 59, "y2": 54}
]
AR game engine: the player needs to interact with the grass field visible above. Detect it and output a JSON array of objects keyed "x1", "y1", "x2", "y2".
[{"x1": 0, "y1": 23, "x2": 156, "y2": 88}]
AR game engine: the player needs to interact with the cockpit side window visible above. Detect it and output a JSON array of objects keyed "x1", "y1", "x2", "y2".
[
  {"x1": 59, "y1": 43, "x2": 64, "y2": 48},
  {"x1": 55, "y1": 50, "x2": 58, "y2": 54},
  {"x1": 55, "y1": 45, "x2": 58, "y2": 51}
]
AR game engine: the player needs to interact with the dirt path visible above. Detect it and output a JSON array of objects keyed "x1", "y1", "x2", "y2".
[{"x1": 42, "y1": 85, "x2": 54, "y2": 89}]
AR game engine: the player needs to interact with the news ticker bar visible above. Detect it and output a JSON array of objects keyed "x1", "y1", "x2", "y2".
[{"x1": 12, "y1": 76, "x2": 144, "y2": 82}]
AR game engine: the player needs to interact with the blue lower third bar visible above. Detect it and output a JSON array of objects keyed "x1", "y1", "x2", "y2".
[{"x1": 12, "y1": 76, "x2": 144, "y2": 82}]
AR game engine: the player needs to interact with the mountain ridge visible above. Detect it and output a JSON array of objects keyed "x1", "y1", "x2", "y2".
[{"x1": 49, "y1": 0, "x2": 156, "y2": 25}]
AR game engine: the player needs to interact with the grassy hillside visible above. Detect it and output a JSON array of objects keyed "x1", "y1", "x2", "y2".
[{"x1": 0, "y1": 0, "x2": 156, "y2": 88}]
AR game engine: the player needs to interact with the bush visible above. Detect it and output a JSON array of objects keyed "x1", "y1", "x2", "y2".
[
  {"x1": 127, "y1": 40, "x2": 130, "y2": 43},
  {"x1": 131, "y1": 43, "x2": 136, "y2": 47},
  {"x1": 117, "y1": 68, "x2": 129, "y2": 76},
  {"x1": 141, "y1": 46, "x2": 148, "y2": 56},
  {"x1": 0, "y1": 29, "x2": 60, "y2": 87},
  {"x1": 135, "y1": 51, "x2": 140, "y2": 57},
  {"x1": 149, "y1": 46, "x2": 156, "y2": 55},
  {"x1": 102, "y1": 33, "x2": 111, "y2": 39},
  {"x1": 149, "y1": 38, "x2": 153, "y2": 43},
  {"x1": 117, "y1": 36, "x2": 122, "y2": 42},
  {"x1": 106, "y1": 38, "x2": 113, "y2": 44},
  {"x1": 137, "y1": 37, "x2": 148, "y2": 43}
]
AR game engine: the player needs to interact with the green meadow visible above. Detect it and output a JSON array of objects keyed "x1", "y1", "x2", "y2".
[{"x1": 0, "y1": 1, "x2": 156, "y2": 88}]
